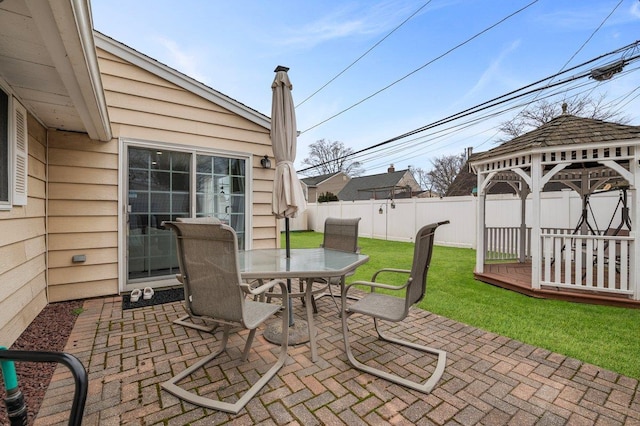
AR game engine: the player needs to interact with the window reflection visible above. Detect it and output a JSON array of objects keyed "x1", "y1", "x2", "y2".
[{"x1": 127, "y1": 147, "x2": 247, "y2": 281}]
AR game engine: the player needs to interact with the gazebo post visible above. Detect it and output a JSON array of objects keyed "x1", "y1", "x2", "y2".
[
  {"x1": 519, "y1": 182, "x2": 529, "y2": 263},
  {"x1": 475, "y1": 172, "x2": 487, "y2": 274},
  {"x1": 530, "y1": 154, "x2": 542, "y2": 291},
  {"x1": 633, "y1": 152, "x2": 640, "y2": 300}
]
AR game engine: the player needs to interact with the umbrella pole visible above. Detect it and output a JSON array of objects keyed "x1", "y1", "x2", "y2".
[
  {"x1": 285, "y1": 218, "x2": 294, "y2": 326},
  {"x1": 266, "y1": 217, "x2": 308, "y2": 345},
  {"x1": 285, "y1": 218, "x2": 291, "y2": 258}
]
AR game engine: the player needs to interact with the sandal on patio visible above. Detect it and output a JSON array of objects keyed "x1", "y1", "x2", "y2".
[
  {"x1": 143, "y1": 287, "x2": 154, "y2": 300},
  {"x1": 130, "y1": 288, "x2": 142, "y2": 303}
]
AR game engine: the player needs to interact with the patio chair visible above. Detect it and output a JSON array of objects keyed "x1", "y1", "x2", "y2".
[
  {"x1": 172, "y1": 216, "x2": 222, "y2": 332},
  {"x1": 161, "y1": 220, "x2": 289, "y2": 413},
  {"x1": 311, "y1": 217, "x2": 361, "y2": 312},
  {"x1": 341, "y1": 220, "x2": 449, "y2": 393}
]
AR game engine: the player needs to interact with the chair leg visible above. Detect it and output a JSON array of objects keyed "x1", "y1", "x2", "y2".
[
  {"x1": 315, "y1": 276, "x2": 358, "y2": 316},
  {"x1": 314, "y1": 286, "x2": 335, "y2": 313},
  {"x1": 162, "y1": 306, "x2": 289, "y2": 414},
  {"x1": 173, "y1": 314, "x2": 218, "y2": 333},
  {"x1": 342, "y1": 312, "x2": 446, "y2": 394},
  {"x1": 242, "y1": 328, "x2": 257, "y2": 362},
  {"x1": 317, "y1": 283, "x2": 355, "y2": 312}
]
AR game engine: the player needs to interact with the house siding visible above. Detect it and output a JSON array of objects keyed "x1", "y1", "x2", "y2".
[
  {"x1": 45, "y1": 48, "x2": 278, "y2": 301},
  {"x1": 0, "y1": 113, "x2": 47, "y2": 345},
  {"x1": 46, "y1": 129, "x2": 119, "y2": 302},
  {"x1": 397, "y1": 172, "x2": 421, "y2": 195},
  {"x1": 97, "y1": 48, "x2": 276, "y2": 248},
  {"x1": 310, "y1": 173, "x2": 350, "y2": 202}
]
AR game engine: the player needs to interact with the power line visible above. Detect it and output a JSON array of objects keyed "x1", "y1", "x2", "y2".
[
  {"x1": 296, "y1": 0, "x2": 433, "y2": 108},
  {"x1": 305, "y1": 42, "x2": 639, "y2": 170},
  {"x1": 299, "y1": 0, "x2": 540, "y2": 134},
  {"x1": 561, "y1": 0, "x2": 624, "y2": 109},
  {"x1": 363, "y1": 72, "x2": 631, "y2": 165},
  {"x1": 366, "y1": 76, "x2": 617, "y2": 167},
  {"x1": 505, "y1": 0, "x2": 624, "y2": 128},
  {"x1": 355, "y1": 69, "x2": 639, "y2": 169},
  {"x1": 298, "y1": 42, "x2": 640, "y2": 174}
]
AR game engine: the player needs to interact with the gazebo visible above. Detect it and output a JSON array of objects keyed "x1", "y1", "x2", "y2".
[{"x1": 470, "y1": 109, "x2": 640, "y2": 307}]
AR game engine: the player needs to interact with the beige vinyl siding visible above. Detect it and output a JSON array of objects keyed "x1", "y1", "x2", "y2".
[
  {"x1": 46, "y1": 130, "x2": 119, "y2": 302},
  {"x1": 97, "y1": 48, "x2": 277, "y2": 248},
  {"x1": 398, "y1": 172, "x2": 422, "y2": 194},
  {"x1": 0, "y1": 113, "x2": 47, "y2": 346},
  {"x1": 44, "y1": 46, "x2": 277, "y2": 303},
  {"x1": 317, "y1": 174, "x2": 350, "y2": 201}
]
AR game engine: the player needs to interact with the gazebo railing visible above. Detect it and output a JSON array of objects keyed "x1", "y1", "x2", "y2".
[
  {"x1": 485, "y1": 227, "x2": 577, "y2": 261},
  {"x1": 485, "y1": 227, "x2": 530, "y2": 261},
  {"x1": 540, "y1": 232, "x2": 633, "y2": 295}
]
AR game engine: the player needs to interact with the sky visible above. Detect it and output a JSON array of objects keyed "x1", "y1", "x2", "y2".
[{"x1": 91, "y1": 0, "x2": 640, "y2": 176}]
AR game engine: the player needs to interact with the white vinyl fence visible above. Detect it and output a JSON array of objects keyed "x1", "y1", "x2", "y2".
[{"x1": 288, "y1": 190, "x2": 629, "y2": 250}]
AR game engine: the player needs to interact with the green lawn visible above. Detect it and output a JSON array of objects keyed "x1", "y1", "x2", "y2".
[{"x1": 284, "y1": 231, "x2": 640, "y2": 380}]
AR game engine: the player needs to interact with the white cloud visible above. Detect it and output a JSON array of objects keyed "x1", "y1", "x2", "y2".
[
  {"x1": 275, "y1": 1, "x2": 417, "y2": 49},
  {"x1": 153, "y1": 36, "x2": 209, "y2": 84},
  {"x1": 460, "y1": 39, "x2": 521, "y2": 102}
]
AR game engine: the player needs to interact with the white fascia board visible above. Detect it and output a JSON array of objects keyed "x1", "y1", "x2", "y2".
[
  {"x1": 470, "y1": 138, "x2": 640, "y2": 171},
  {"x1": 25, "y1": 0, "x2": 112, "y2": 141},
  {"x1": 94, "y1": 32, "x2": 271, "y2": 130}
]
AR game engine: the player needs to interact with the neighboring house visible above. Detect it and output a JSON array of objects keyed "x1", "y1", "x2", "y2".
[
  {"x1": 446, "y1": 156, "x2": 524, "y2": 196},
  {"x1": 338, "y1": 165, "x2": 422, "y2": 201},
  {"x1": 0, "y1": 1, "x2": 279, "y2": 345},
  {"x1": 301, "y1": 172, "x2": 350, "y2": 202}
]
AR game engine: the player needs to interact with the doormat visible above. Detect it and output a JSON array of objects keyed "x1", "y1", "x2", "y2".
[{"x1": 122, "y1": 287, "x2": 184, "y2": 310}]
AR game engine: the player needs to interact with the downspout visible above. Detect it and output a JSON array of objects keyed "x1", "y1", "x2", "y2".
[{"x1": 45, "y1": 131, "x2": 49, "y2": 301}]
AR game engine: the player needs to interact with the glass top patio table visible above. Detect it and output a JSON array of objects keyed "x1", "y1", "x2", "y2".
[
  {"x1": 238, "y1": 248, "x2": 369, "y2": 362},
  {"x1": 238, "y1": 248, "x2": 369, "y2": 280}
]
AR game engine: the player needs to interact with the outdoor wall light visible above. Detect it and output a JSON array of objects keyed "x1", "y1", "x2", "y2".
[
  {"x1": 260, "y1": 155, "x2": 271, "y2": 169},
  {"x1": 391, "y1": 201, "x2": 396, "y2": 209},
  {"x1": 378, "y1": 205, "x2": 384, "y2": 214}
]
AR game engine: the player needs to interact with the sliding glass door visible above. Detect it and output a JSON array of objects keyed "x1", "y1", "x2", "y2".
[
  {"x1": 195, "y1": 155, "x2": 246, "y2": 244},
  {"x1": 126, "y1": 145, "x2": 247, "y2": 284}
]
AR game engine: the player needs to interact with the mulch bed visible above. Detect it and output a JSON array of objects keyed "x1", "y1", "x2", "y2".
[{"x1": 0, "y1": 300, "x2": 83, "y2": 426}]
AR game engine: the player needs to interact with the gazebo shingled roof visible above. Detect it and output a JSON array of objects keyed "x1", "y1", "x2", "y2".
[{"x1": 472, "y1": 114, "x2": 640, "y2": 163}]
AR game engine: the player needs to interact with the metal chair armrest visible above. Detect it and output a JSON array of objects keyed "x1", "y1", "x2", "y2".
[
  {"x1": 344, "y1": 278, "x2": 411, "y2": 296},
  {"x1": 242, "y1": 279, "x2": 288, "y2": 297},
  {"x1": 371, "y1": 268, "x2": 411, "y2": 282}
]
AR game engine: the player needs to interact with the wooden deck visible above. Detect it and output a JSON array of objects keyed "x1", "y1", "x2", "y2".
[{"x1": 475, "y1": 261, "x2": 640, "y2": 309}]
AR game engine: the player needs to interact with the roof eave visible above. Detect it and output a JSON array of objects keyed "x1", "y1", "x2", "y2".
[
  {"x1": 470, "y1": 137, "x2": 640, "y2": 172},
  {"x1": 26, "y1": 0, "x2": 112, "y2": 141}
]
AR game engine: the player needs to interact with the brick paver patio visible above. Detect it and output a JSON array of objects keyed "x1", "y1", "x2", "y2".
[{"x1": 35, "y1": 294, "x2": 640, "y2": 425}]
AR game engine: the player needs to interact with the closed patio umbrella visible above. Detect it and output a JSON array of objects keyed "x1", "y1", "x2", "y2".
[
  {"x1": 265, "y1": 66, "x2": 309, "y2": 344},
  {"x1": 271, "y1": 65, "x2": 307, "y2": 242}
]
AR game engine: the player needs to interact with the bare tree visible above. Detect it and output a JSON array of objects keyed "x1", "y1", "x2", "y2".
[
  {"x1": 301, "y1": 139, "x2": 364, "y2": 176},
  {"x1": 423, "y1": 153, "x2": 466, "y2": 196},
  {"x1": 411, "y1": 167, "x2": 430, "y2": 190},
  {"x1": 498, "y1": 93, "x2": 631, "y2": 141}
]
